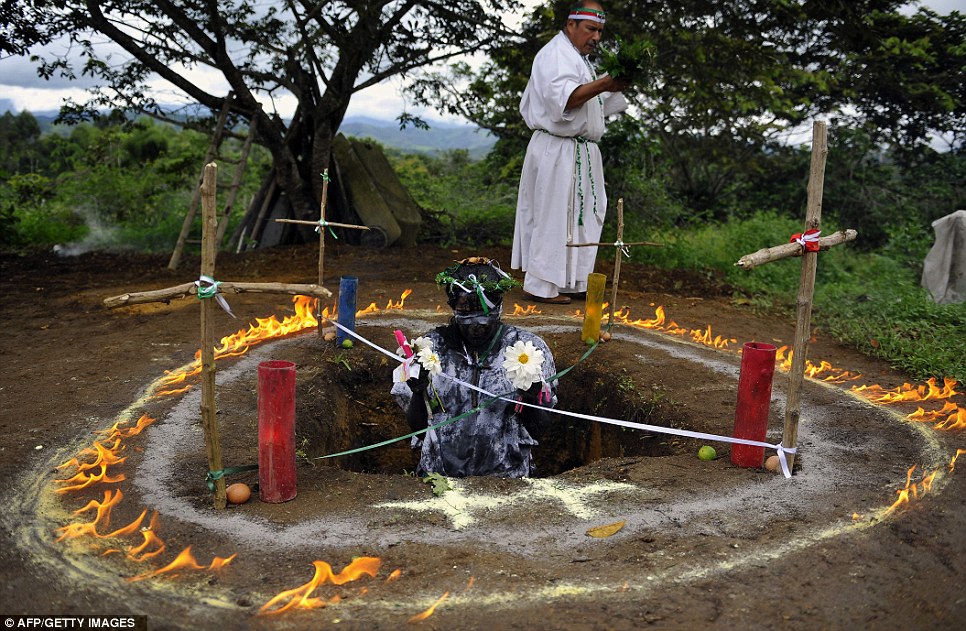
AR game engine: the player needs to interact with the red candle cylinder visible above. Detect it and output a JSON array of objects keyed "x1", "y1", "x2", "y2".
[
  {"x1": 258, "y1": 360, "x2": 297, "y2": 503},
  {"x1": 731, "y1": 342, "x2": 777, "y2": 468}
]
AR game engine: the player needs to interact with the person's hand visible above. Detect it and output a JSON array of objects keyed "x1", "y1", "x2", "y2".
[
  {"x1": 517, "y1": 381, "x2": 544, "y2": 405},
  {"x1": 607, "y1": 76, "x2": 632, "y2": 92},
  {"x1": 407, "y1": 372, "x2": 430, "y2": 394}
]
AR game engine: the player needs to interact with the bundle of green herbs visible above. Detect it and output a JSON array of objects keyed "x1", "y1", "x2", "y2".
[{"x1": 597, "y1": 36, "x2": 656, "y2": 83}]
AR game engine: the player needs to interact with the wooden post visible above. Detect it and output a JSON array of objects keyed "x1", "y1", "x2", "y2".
[
  {"x1": 317, "y1": 170, "x2": 329, "y2": 336},
  {"x1": 318, "y1": 170, "x2": 330, "y2": 289},
  {"x1": 200, "y1": 162, "x2": 227, "y2": 509},
  {"x1": 782, "y1": 121, "x2": 828, "y2": 471},
  {"x1": 273, "y1": 175, "x2": 368, "y2": 338},
  {"x1": 566, "y1": 198, "x2": 661, "y2": 322},
  {"x1": 608, "y1": 198, "x2": 625, "y2": 327}
]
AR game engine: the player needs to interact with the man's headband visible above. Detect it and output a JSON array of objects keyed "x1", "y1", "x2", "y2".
[{"x1": 569, "y1": 7, "x2": 606, "y2": 24}]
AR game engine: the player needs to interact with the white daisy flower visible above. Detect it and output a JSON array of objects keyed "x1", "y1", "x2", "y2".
[
  {"x1": 502, "y1": 340, "x2": 545, "y2": 390},
  {"x1": 417, "y1": 347, "x2": 442, "y2": 376},
  {"x1": 411, "y1": 336, "x2": 433, "y2": 354}
]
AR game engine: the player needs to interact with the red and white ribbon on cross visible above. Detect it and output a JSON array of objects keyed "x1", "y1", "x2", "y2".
[{"x1": 790, "y1": 229, "x2": 821, "y2": 252}]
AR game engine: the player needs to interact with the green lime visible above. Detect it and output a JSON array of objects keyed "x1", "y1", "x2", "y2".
[
  {"x1": 341, "y1": 339, "x2": 353, "y2": 349},
  {"x1": 698, "y1": 445, "x2": 717, "y2": 461},
  {"x1": 585, "y1": 337, "x2": 596, "y2": 346}
]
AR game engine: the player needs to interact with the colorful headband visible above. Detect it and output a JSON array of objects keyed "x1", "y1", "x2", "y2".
[{"x1": 569, "y1": 8, "x2": 606, "y2": 24}]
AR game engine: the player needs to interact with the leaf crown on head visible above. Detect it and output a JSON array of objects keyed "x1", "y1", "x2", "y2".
[{"x1": 435, "y1": 257, "x2": 520, "y2": 296}]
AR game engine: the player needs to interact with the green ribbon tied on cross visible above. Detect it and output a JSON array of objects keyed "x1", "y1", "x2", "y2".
[
  {"x1": 315, "y1": 219, "x2": 338, "y2": 239},
  {"x1": 205, "y1": 464, "x2": 258, "y2": 492},
  {"x1": 320, "y1": 169, "x2": 330, "y2": 182},
  {"x1": 452, "y1": 274, "x2": 497, "y2": 315},
  {"x1": 195, "y1": 275, "x2": 236, "y2": 318}
]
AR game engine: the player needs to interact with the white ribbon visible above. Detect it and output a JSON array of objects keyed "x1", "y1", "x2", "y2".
[
  {"x1": 614, "y1": 240, "x2": 631, "y2": 258},
  {"x1": 793, "y1": 230, "x2": 821, "y2": 249},
  {"x1": 329, "y1": 320, "x2": 797, "y2": 478},
  {"x1": 452, "y1": 274, "x2": 497, "y2": 312}
]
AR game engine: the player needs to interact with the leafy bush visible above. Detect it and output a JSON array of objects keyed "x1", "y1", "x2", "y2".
[{"x1": 627, "y1": 209, "x2": 964, "y2": 380}]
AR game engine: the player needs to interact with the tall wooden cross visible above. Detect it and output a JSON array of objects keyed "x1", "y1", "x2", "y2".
[
  {"x1": 734, "y1": 121, "x2": 857, "y2": 472},
  {"x1": 567, "y1": 197, "x2": 662, "y2": 325},
  {"x1": 105, "y1": 163, "x2": 332, "y2": 509}
]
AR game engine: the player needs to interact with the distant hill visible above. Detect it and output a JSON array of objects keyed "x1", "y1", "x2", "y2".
[
  {"x1": 1, "y1": 104, "x2": 496, "y2": 157},
  {"x1": 339, "y1": 116, "x2": 495, "y2": 158}
]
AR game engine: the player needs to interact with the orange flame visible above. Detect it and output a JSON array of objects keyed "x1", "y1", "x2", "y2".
[
  {"x1": 97, "y1": 414, "x2": 156, "y2": 440},
  {"x1": 57, "y1": 438, "x2": 126, "y2": 474},
  {"x1": 774, "y1": 346, "x2": 861, "y2": 383},
  {"x1": 154, "y1": 292, "x2": 411, "y2": 398},
  {"x1": 408, "y1": 591, "x2": 449, "y2": 623},
  {"x1": 883, "y1": 464, "x2": 939, "y2": 516},
  {"x1": 935, "y1": 406, "x2": 965, "y2": 430},
  {"x1": 55, "y1": 490, "x2": 147, "y2": 542},
  {"x1": 689, "y1": 325, "x2": 736, "y2": 349},
  {"x1": 950, "y1": 449, "x2": 965, "y2": 472},
  {"x1": 509, "y1": 303, "x2": 543, "y2": 316},
  {"x1": 126, "y1": 545, "x2": 236, "y2": 582},
  {"x1": 609, "y1": 305, "x2": 667, "y2": 329},
  {"x1": 907, "y1": 402, "x2": 965, "y2": 430},
  {"x1": 851, "y1": 377, "x2": 959, "y2": 405},
  {"x1": 125, "y1": 512, "x2": 166, "y2": 562},
  {"x1": 55, "y1": 415, "x2": 156, "y2": 492},
  {"x1": 53, "y1": 462, "x2": 126, "y2": 494},
  {"x1": 258, "y1": 557, "x2": 382, "y2": 615},
  {"x1": 386, "y1": 569, "x2": 402, "y2": 583}
]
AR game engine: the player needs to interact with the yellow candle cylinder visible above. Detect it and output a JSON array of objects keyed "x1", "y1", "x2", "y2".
[{"x1": 581, "y1": 272, "x2": 607, "y2": 344}]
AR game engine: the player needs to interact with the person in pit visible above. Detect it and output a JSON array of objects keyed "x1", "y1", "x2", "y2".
[
  {"x1": 390, "y1": 257, "x2": 558, "y2": 477},
  {"x1": 512, "y1": 1, "x2": 630, "y2": 304}
]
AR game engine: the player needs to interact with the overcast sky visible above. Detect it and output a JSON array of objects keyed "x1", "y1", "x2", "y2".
[{"x1": 1, "y1": 0, "x2": 962, "y2": 123}]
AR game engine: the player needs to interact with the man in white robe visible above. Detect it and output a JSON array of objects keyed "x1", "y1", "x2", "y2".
[{"x1": 512, "y1": 1, "x2": 629, "y2": 304}]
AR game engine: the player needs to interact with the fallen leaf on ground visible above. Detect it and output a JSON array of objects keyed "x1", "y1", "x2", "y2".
[{"x1": 586, "y1": 520, "x2": 626, "y2": 538}]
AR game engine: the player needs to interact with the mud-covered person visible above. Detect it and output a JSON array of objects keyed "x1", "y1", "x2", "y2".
[{"x1": 391, "y1": 257, "x2": 558, "y2": 477}]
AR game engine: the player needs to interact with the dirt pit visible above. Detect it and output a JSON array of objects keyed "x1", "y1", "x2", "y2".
[{"x1": 1, "y1": 244, "x2": 963, "y2": 630}]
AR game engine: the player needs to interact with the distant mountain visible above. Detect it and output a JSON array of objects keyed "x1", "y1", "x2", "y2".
[
  {"x1": 1, "y1": 103, "x2": 496, "y2": 158},
  {"x1": 339, "y1": 116, "x2": 495, "y2": 158}
]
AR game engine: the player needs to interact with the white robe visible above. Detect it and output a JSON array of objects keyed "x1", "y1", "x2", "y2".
[{"x1": 512, "y1": 31, "x2": 627, "y2": 297}]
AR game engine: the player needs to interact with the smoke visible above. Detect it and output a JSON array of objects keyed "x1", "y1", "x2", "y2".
[{"x1": 52, "y1": 206, "x2": 121, "y2": 257}]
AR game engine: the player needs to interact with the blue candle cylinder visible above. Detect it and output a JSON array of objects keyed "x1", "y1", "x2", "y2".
[{"x1": 336, "y1": 275, "x2": 358, "y2": 345}]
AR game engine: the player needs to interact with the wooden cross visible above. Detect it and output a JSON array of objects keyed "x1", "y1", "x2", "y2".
[
  {"x1": 567, "y1": 197, "x2": 663, "y2": 325},
  {"x1": 274, "y1": 169, "x2": 370, "y2": 335},
  {"x1": 104, "y1": 163, "x2": 332, "y2": 509},
  {"x1": 734, "y1": 121, "x2": 857, "y2": 472}
]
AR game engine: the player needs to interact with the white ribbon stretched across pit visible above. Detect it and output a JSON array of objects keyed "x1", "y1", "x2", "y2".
[{"x1": 329, "y1": 320, "x2": 797, "y2": 478}]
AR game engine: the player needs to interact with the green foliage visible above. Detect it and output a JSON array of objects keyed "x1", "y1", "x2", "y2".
[
  {"x1": 387, "y1": 149, "x2": 518, "y2": 247},
  {"x1": 626, "y1": 209, "x2": 965, "y2": 381},
  {"x1": 597, "y1": 36, "x2": 656, "y2": 83},
  {"x1": 817, "y1": 254, "x2": 966, "y2": 381},
  {"x1": 421, "y1": 472, "x2": 452, "y2": 496},
  {"x1": 0, "y1": 116, "x2": 270, "y2": 250}
]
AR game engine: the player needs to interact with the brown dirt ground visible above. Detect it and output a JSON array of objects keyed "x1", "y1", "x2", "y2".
[{"x1": 0, "y1": 242, "x2": 963, "y2": 630}]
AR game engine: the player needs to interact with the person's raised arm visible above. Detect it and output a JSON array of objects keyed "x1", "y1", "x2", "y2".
[{"x1": 566, "y1": 75, "x2": 630, "y2": 111}]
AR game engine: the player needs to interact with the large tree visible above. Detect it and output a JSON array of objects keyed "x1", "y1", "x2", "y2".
[
  {"x1": 4, "y1": 0, "x2": 521, "y2": 224},
  {"x1": 413, "y1": 0, "x2": 965, "y2": 213}
]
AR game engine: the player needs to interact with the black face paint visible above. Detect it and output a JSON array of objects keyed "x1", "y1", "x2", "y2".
[{"x1": 454, "y1": 308, "x2": 502, "y2": 349}]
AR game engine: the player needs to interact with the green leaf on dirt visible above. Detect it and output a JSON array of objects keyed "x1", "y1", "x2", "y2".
[{"x1": 422, "y1": 472, "x2": 451, "y2": 497}]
